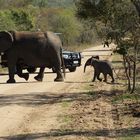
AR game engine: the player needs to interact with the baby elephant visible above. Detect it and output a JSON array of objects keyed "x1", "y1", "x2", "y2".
[{"x1": 84, "y1": 57, "x2": 115, "y2": 83}]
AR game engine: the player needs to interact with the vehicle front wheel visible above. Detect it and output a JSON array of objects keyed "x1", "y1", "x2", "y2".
[{"x1": 69, "y1": 67, "x2": 76, "y2": 72}]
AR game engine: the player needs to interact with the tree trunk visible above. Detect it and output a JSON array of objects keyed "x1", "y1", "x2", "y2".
[
  {"x1": 123, "y1": 55, "x2": 131, "y2": 91},
  {"x1": 128, "y1": 61, "x2": 131, "y2": 77},
  {"x1": 131, "y1": 43, "x2": 138, "y2": 93}
]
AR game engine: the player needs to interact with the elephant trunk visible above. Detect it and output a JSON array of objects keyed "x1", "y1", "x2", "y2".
[
  {"x1": 84, "y1": 59, "x2": 91, "y2": 73},
  {"x1": 84, "y1": 56, "x2": 99, "y2": 73},
  {"x1": 84, "y1": 63, "x2": 87, "y2": 73}
]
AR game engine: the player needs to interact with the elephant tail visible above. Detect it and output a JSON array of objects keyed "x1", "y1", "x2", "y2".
[{"x1": 60, "y1": 48, "x2": 66, "y2": 78}]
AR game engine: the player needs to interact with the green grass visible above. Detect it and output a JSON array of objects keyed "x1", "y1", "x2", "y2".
[
  {"x1": 112, "y1": 92, "x2": 140, "y2": 104},
  {"x1": 58, "y1": 101, "x2": 72, "y2": 125},
  {"x1": 61, "y1": 101, "x2": 71, "y2": 108},
  {"x1": 61, "y1": 115, "x2": 72, "y2": 123},
  {"x1": 118, "y1": 135, "x2": 140, "y2": 140}
]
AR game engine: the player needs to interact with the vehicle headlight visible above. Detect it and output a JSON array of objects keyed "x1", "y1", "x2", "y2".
[{"x1": 63, "y1": 54, "x2": 69, "y2": 59}]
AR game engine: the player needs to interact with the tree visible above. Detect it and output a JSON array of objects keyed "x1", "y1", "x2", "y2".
[
  {"x1": 10, "y1": 9, "x2": 35, "y2": 31},
  {"x1": 75, "y1": 0, "x2": 140, "y2": 93},
  {"x1": 45, "y1": 9, "x2": 82, "y2": 45},
  {"x1": 0, "y1": 10, "x2": 16, "y2": 30},
  {"x1": 30, "y1": 0, "x2": 48, "y2": 8},
  {"x1": 131, "y1": 0, "x2": 140, "y2": 17}
]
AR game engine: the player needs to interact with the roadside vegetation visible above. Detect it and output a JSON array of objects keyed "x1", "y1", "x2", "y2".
[
  {"x1": 57, "y1": 52, "x2": 140, "y2": 139},
  {"x1": 0, "y1": 0, "x2": 139, "y2": 139},
  {"x1": 0, "y1": 0, "x2": 139, "y2": 92},
  {"x1": 0, "y1": 0, "x2": 99, "y2": 48}
]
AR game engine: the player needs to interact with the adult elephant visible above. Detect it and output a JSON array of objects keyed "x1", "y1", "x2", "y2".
[{"x1": 0, "y1": 31, "x2": 65, "y2": 83}]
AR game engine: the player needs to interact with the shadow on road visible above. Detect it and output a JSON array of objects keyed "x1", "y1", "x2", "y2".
[
  {"x1": 0, "y1": 127, "x2": 139, "y2": 140},
  {"x1": 0, "y1": 89, "x2": 123, "y2": 107}
]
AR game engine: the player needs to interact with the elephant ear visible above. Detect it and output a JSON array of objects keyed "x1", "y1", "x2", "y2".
[{"x1": 0, "y1": 31, "x2": 14, "y2": 52}]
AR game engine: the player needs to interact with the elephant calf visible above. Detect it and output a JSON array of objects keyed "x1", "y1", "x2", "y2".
[{"x1": 84, "y1": 56, "x2": 115, "y2": 83}]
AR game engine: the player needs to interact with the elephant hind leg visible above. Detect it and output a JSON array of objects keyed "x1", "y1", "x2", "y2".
[
  {"x1": 16, "y1": 65, "x2": 29, "y2": 81},
  {"x1": 54, "y1": 76, "x2": 64, "y2": 82},
  {"x1": 53, "y1": 59, "x2": 64, "y2": 82},
  {"x1": 109, "y1": 72, "x2": 115, "y2": 83},
  {"x1": 34, "y1": 67, "x2": 45, "y2": 81},
  {"x1": 54, "y1": 68, "x2": 64, "y2": 82},
  {"x1": 103, "y1": 73, "x2": 107, "y2": 82},
  {"x1": 18, "y1": 73, "x2": 29, "y2": 81}
]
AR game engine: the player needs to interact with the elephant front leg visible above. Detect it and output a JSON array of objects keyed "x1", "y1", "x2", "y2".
[
  {"x1": 55, "y1": 71, "x2": 64, "y2": 82},
  {"x1": 103, "y1": 74, "x2": 107, "y2": 82},
  {"x1": 110, "y1": 72, "x2": 115, "y2": 83},
  {"x1": 34, "y1": 67, "x2": 45, "y2": 81},
  {"x1": 92, "y1": 71, "x2": 97, "y2": 82},
  {"x1": 6, "y1": 51, "x2": 18, "y2": 83},
  {"x1": 7, "y1": 66, "x2": 16, "y2": 83}
]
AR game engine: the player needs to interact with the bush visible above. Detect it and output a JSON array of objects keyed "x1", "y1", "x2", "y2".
[
  {"x1": 0, "y1": 10, "x2": 16, "y2": 30},
  {"x1": 10, "y1": 9, "x2": 35, "y2": 31},
  {"x1": 45, "y1": 9, "x2": 82, "y2": 45}
]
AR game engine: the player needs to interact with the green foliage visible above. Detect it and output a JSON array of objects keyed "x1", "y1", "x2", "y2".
[
  {"x1": 0, "y1": 0, "x2": 73, "y2": 9},
  {"x1": 47, "y1": 0, "x2": 74, "y2": 8},
  {"x1": 75, "y1": 0, "x2": 108, "y2": 20},
  {"x1": 30, "y1": 0, "x2": 48, "y2": 8},
  {"x1": 115, "y1": 46, "x2": 127, "y2": 55},
  {"x1": 0, "y1": 10, "x2": 16, "y2": 30},
  {"x1": 46, "y1": 9, "x2": 82, "y2": 45},
  {"x1": 10, "y1": 9, "x2": 35, "y2": 31},
  {"x1": 0, "y1": 0, "x2": 30, "y2": 9},
  {"x1": 112, "y1": 92, "x2": 140, "y2": 104},
  {"x1": 0, "y1": 0, "x2": 98, "y2": 45},
  {"x1": 114, "y1": 40, "x2": 134, "y2": 55},
  {"x1": 75, "y1": 0, "x2": 139, "y2": 46},
  {"x1": 0, "y1": 7, "x2": 37, "y2": 31},
  {"x1": 55, "y1": 10, "x2": 82, "y2": 45},
  {"x1": 78, "y1": 20, "x2": 98, "y2": 44},
  {"x1": 75, "y1": 0, "x2": 140, "y2": 93}
]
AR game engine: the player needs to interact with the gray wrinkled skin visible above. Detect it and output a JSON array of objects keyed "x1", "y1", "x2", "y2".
[
  {"x1": 84, "y1": 56, "x2": 114, "y2": 83},
  {"x1": 0, "y1": 31, "x2": 65, "y2": 83}
]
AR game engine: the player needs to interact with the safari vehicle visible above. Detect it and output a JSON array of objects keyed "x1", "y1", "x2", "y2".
[
  {"x1": 0, "y1": 50, "x2": 82, "y2": 73},
  {"x1": 62, "y1": 50, "x2": 81, "y2": 72},
  {"x1": 55, "y1": 33, "x2": 82, "y2": 72}
]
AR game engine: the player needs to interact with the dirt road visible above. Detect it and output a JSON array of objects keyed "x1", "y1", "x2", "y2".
[{"x1": 0, "y1": 44, "x2": 117, "y2": 140}]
